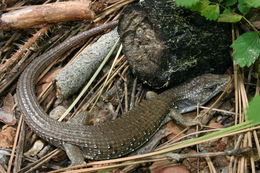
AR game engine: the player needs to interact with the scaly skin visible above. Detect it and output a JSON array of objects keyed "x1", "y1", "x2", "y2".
[{"x1": 16, "y1": 21, "x2": 230, "y2": 160}]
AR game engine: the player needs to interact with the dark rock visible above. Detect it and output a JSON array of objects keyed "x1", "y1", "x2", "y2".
[{"x1": 118, "y1": 0, "x2": 231, "y2": 88}]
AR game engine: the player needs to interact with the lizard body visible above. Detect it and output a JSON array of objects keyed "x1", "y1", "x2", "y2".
[{"x1": 16, "y1": 21, "x2": 230, "y2": 160}]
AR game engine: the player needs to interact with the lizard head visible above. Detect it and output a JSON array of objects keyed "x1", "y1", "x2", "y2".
[{"x1": 173, "y1": 74, "x2": 231, "y2": 113}]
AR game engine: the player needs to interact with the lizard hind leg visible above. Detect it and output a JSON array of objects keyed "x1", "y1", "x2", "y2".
[
  {"x1": 63, "y1": 112, "x2": 88, "y2": 165},
  {"x1": 63, "y1": 143, "x2": 86, "y2": 165}
]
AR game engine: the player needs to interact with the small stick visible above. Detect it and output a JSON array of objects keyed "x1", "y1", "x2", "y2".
[
  {"x1": 51, "y1": 148, "x2": 252, "y2": 173},
  {"x1": 0, "y1": 25, "x2": 50, "y2": 73},
  {"x1": 124, "y1": 74, "x2": 129, "y2": 112},
  {"x1": 7, "y1": 116, "x2": 23, "y2": 173},
  {"x1": 19, "y1": 149, "x2": 61, "y2": 173},
  {"x1": 130, "y1": 78, "x2": 137, "y2": 110},
  {"x1": 0, "y1": 1, "x2": 95, "y2": 30},
  {"x1": 198, "y1": 106, "x2": 235, "y2": 115}
]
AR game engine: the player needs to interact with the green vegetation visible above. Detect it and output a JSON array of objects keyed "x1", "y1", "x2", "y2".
[
  {"x1": 247, "y1": 95, "x2": 260, "y2": 123},
  {"x1": 175, "y1": 0, "x2": 260, "y2": 68},
  {"x1": 231, "y1": 32, "x2": 260, "y2": 67},
  {"x1": 173, "y1": 0, "x2": 260, "y2": 139}
]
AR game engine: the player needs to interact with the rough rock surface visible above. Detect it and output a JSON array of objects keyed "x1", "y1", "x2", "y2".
[{"x1": 118, "y1": 0, "x2": 231, "y2": 88}]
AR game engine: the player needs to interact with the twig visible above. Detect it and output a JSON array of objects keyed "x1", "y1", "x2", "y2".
[
  {"x1": 0, "y1": 25, "x2": 50, "y2": 74},
  {"x1": 89, "y1": 44, "x2": 122, "y2": 112},
  {"x1": 13, "y1": 119, "x2": 25, "y2": 172},
  {"x1": 242, "y1": 16, "x2": 259, "y2": 33},
  {"x1": 51, "y1": 148, "x2": 252, "y2": 173},
  {"x1": 198, "y1": 106, "x2": 235, "y2": 115},
  {"x1": 49, "y1": 126, "x2": 260, "y2": 173},
  {"x1": 229, "y1": 134, "x2": 244, "y2": 172},
  {"x1": 123, "y1": 72, "x2": 128, "y2": 112},
  {"x1": 130, "y1": 78, "x2": 137, "y2": 110},
  {"x1": 94, "y1": 0, "x2": 136, "y2": 22},
  {"x1": 205, "y1": 157, "x2": 217, "y2": 173},
  {"x1": 19, "y1": 149, "x2": 61, "y2": 173},
  {"x1": 7, "y1": 116, "x2": 23, "y2": 173},
  {"x1": 0, "y1": 1, "x2": 94, "y2": 30},
  {"x1": 78, "y1": 59, "x2": 127, "y2": 113},
  {"x1": 0, "y1": 164, "x2": 7, "y2": 173},
  {"x1": 58, "y1": 38, "x2": 120, "y2": 121},
  {"x1": 253, "y1": 131, "x2": 260, "y2": 160}
]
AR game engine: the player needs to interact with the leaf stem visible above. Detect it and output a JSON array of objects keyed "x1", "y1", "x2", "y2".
[{"x1": 242, "y1": 16, "x2": 259, "y2": 33}]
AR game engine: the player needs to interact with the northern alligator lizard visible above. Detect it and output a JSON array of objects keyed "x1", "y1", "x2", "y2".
[{"x1": 16, "y1": 21, "x2": 230, "y2": 161}]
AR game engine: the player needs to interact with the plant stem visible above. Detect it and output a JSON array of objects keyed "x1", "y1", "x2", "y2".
[{"x1": 242, "y1": 16, "x2": 259, "y2": 33}]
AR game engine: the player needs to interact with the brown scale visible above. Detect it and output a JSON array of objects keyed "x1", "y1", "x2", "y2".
[{"x1": 17, "y1": 20, "x2": 230, "y2": 160}]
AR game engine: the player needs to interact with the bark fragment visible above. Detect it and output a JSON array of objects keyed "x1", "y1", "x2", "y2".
[
  {"x1": 55, "y1": 28, "x2": 119, "y2": 99},
  {"x1": 0, "y1": 1, "x2": 95, "y2": 30}
]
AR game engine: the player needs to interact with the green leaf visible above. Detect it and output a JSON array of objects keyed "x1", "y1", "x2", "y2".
[
  {"x1": 246, "y1": 0, "x2": 260, "y2": 8},
  {"x1": 225, "y1": 0, "x2": 237, "y2": 6},
  {"x1": 246, "y1": 95, "x2": 260, "y2": 123},
  {"x1": 201, "y1": 4, "x2": 220, "y2": 20},
  {"x1": 175, "y1": 0, "x2": 201, "y2": 7},
  {"x1": 190, "y1": 0, "x2": 210, "y2": 12},
  {"x1": 218, "y1": 13, "x2": 242, "y2": 22},
  {"x1": 223, "y1": 9, "x2": 233, "y2": 14},
  {"x1": 231, "y1": 32, "x2": 260, "y2": 67},
  {"x1": 238, "y1": 0, "x2": 251, "y2": 14}
]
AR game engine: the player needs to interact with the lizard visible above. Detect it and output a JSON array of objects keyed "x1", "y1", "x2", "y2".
[{"x1": 16, "y1": 21, "x2": 231, "y2": 164}]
